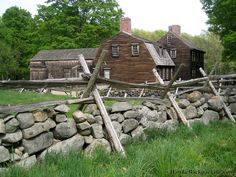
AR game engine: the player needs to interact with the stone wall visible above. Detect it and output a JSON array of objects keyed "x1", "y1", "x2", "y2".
[
  {"x1": 101, "y1": 88, "x2": 161, "y2": 97},
  {"x1": 0, "y1": 88, "x2": 236, "y2": 169}
]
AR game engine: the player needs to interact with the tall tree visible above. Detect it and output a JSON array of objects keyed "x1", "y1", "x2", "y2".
[
  {"x1": 35, "y1": 0, "x2": 123, "y2": 49},
  {"x1": 201, "y1": 0, "x2": 236, "y2": 64},
  {"x1": 182, "y1": 31, "x2": 230, "y2": 74},
  {"x1": 0, "y1": 40, "x2": 18, "y2": 79},
  {"x1": 132, "y1": 29, "x2": 166, "y2": 41},
  {"x1": 1, "y1": 7, "x2": 35, "y2": 79}
]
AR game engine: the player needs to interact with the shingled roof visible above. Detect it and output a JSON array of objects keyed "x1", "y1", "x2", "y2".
[
  {"x1": 32, "y1": 48, "x2": 98, "y2": 61},
  {"x1": 169, "y1": 32, "x2": 204, "y2": 52},
  {"x1": 145, "y1": 43, "x2": 175, "y2": 66},
  {"x1": 120, "y1": 32, "x2": 175, "y2": 67}
]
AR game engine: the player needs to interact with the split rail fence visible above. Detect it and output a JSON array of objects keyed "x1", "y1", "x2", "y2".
[{"x1": 0, "y1": 50, "x2": 236, "y2": 154}]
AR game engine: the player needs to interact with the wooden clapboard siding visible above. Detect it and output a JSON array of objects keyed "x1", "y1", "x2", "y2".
[
  {"x1": 158, "y1": 32, "x2": 205, "y2": 80},
  {"x1": 95, "y1": 32, "x2": 157, "y2": 83},
  {"x1": 30, "y1": 48, "x2": 97, "y2": 80}
]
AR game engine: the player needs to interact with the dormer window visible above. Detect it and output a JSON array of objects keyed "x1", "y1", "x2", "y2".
[
  {"x1": 131, "y1": 43, "x2": 139, "y2": 56},
  {"x1": 167, "y1": 35, "x2": 172, "y2": 45},
  {"x1": 111, "y1": 44, "x2": 119, "y2": 58}
]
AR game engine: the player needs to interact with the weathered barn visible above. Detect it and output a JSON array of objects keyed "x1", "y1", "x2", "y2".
[
  {"x1": 30, "y1": 48, "x2": 97, "y2": 80},
  {"x1": 158, "y1": 25, "x2": 205, "y2": 80},
  {"x1": 94, "y1": 17, "x2": 175, "y2": 83}
]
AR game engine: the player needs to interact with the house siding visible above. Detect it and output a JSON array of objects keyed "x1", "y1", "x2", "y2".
[
  {"x1": 159, "y1": 32, "x2": 204, "y2": 80},
  {"x1": 30, "y1": 49, "x2": 96, "y2": 80},
  {"x1": 95, "y1": 32, "x2": 157, "y2": 83}
]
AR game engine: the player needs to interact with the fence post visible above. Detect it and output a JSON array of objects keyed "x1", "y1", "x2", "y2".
[
  {"x1": 199, "y1": 68, "x2": 235, "y2": 122},
  {"x1": 79, "y1": 53, "x2": 126, "y2": 155},
  {"x1": 152, "y1": 68, "x2": 190, "y2": 127}
]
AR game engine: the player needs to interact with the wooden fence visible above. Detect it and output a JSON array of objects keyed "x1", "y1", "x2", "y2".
[{"x1": 1, "y1": 51, "x2": 236, "y2": 154}]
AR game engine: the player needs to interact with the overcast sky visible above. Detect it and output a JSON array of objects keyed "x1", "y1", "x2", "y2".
[{"x1": 0, "y1": 0, "x2": 208, "y2": 35}]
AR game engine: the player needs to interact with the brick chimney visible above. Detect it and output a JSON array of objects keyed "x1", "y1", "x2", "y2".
[
  {"x1": 120, "y1": 17, "x2": 131, "y2": 34},
  {"x1": 168, "y1": 25, "x2": 181, "y2": 35}
]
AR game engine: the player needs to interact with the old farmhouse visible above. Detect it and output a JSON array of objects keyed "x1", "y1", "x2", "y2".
[
  {"x1": 30, "y1": 18, "x2": 204, "y2": 82},
  {"x1": 30, "y1": 48, "x2": 97, "y2": 80},
  {"x1": 158, "y1": 25, "x2": 205, "y2": 80},
  {"x1": 94, "y1": 17, "x2": 175, "y2": 83}
]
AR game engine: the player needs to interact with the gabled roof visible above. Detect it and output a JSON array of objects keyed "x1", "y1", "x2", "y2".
[
  {"x1": 145, "y1": 43, "x2": 175, "y2": 66},
  {"x1": 168, "y1": 32, "x2": 204, "y2": 52},
  {"x1": 107, "y1": 31, "x2": 152, "y2": 43},
  {"x1": 116, "y1": 32, "x2": 175, "y2": 67},
  {"x1": 32, "y1": 48, "x2": 98, "y2": 61}
]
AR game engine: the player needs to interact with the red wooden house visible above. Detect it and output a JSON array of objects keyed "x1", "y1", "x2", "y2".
[
  {"x1": 94, "y1": 17, "x2": 175, "y2": 83},
  {"x1": 158, "y1": 25, "x2": 205, "y2": 80}
]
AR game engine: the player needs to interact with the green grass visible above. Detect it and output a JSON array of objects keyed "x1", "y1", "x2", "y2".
[
  {"x1": 67, "y1": 104, "x2": 78, "y2": 118},
  {"x1": 0, "y1": 90, "x2": 71, "y2": 106},
  {"x1": 0, "y1": 90, "x2": 142, "y2": 117},
  {"x1": 104, "y1": 100, "x2": 143, "y2": 107},
  {"x1": 0, "y1": 89, "x2": 77, "y2": 117},
  {"x1": 2, "y1": 121, "x2": 236, "y2": 177}
]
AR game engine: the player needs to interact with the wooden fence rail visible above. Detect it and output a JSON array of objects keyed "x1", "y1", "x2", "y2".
[
  {"x1": 0, "y1": 96, "x2": 170, "y2": 114},
  {"x1": 0, "y1": 75, "x2": 235, "y2": 91}
]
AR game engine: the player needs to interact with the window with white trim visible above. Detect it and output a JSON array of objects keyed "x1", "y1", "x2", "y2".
[
  {"x1": 104, "y1": 68, "x2": 111, "y2": 79},
  {"x1": 111, "y1": 44, "x2": 119, "y2": 58},
  {"x1": 170, "y1": 49, "x2": 177, "y2": 58},
  {"x1": 131, "y1": 43, "x2": 139, "y2": 56}
]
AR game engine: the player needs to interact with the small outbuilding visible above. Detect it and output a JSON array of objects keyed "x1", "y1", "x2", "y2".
[{"x1": 30, "y1": 48, "x2": 97, "y2": 80}]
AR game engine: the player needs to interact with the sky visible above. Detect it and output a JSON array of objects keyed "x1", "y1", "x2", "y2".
[{"x1": 0, "y1": 0, "x2": 209, "y2": 35}]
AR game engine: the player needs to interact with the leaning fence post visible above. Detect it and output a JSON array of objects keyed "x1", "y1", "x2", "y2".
[
  {"x1": 199, "y1": 68, "x2": 235, "y2": 122},
  {"x1": 161, "y1": 64, "x2": 184, "y2": 99},
  {"x1": 79, "y1": 53, "x2": 126, "y2": 155},
  {"x1": 152, "y1": 68, "x2": 190, "y2": 127},
  {"x1": 106, "y1": 87, "x2": 112, "y2": 97},
  {"x1": 139, "y1": 88, "x2": 144, "y2": 98},
  {"x1": 82, "y1": 50, "x2": 108, "y2": 98},
  {"x1": 78, "y1": 50, "x2": 108, "y2": 110}
]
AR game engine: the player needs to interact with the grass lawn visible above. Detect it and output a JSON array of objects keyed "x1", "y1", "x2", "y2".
[
  {"x1": 2, "y1": 121, "x2": 236, "y2": 177},
  {"x1": 0, "y1": 90, "x2": 72, "y2": 106},
  {"x1": 0, "y1": 90, "x2": 143, "y2": 117},
  {"x1": 0, "y1": 89, "x2": 78, "y2": 117}
]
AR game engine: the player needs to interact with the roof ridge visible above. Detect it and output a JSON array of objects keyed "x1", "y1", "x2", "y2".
[
  {"x1": 169, "y1": 32, "x2": 204, "y2": 51},
  {"x1": 32, "y1": 48, "x2": 98, "y2": 61},
  {"x1": 39, "y1": 48, "x2": 98, "y2": 51}
]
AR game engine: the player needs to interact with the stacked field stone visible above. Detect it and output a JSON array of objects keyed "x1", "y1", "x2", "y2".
[{"x1": 0, "y1": 88, "x2": 235, "y2": 170}]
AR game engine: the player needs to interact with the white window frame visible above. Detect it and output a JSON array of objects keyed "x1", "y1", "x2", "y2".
[
  {"x1": 170, "y1": 49, "x2": 177, "y2": 58},
  {"x1": 104, "y1": 68, "x2": 111, "y2": 79},
  {"x1": 111, "y1": 44, "x2": 119, "y2": 58},
  {"x1": 131, "y1": 43, "x2": 140, "y2": 56}
]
